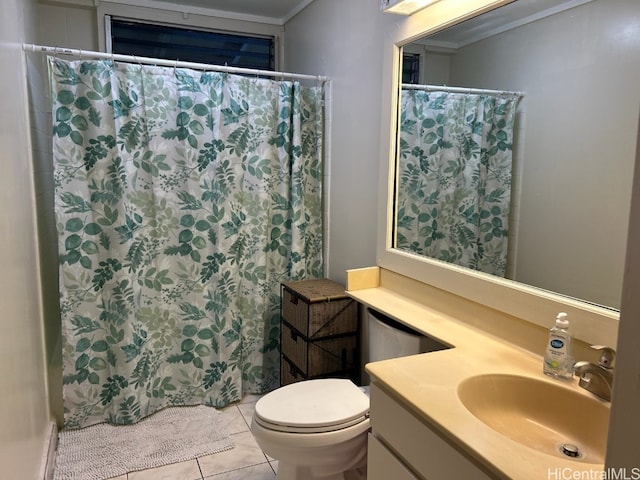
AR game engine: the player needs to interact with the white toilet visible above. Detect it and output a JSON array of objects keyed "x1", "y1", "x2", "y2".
[{"x1": 251, "y1": 308, "x2": 429, "y2": 480}]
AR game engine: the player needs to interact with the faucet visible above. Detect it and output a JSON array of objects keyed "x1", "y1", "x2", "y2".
[{"x1": 573, "y1": 345, "x2": 615, "y2": 402}]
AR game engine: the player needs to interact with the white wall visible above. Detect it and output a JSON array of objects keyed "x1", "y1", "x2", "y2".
[
  {"x1": 446, "y1": 0, "x2": 639, "y2": 308},
  {"x1": 0, "y1": 0, "x2": 52, "y2": 477},
  {"x1": 38, "y1": 2, "x2": 98, "y2": 50},
  {"x1": 284, "y1": 0, "x2": 400, "y2": 283}
]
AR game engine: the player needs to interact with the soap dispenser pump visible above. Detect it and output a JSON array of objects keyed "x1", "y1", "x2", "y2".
[{"x1": 543, "y1": 312, "x2": 574, "y2": 380}]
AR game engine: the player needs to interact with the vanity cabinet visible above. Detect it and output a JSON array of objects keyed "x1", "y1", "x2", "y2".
[
  {"x1": 368, "y1": 383, "x2": 495, "y2": 480},
  {"x1": 368, "y1": 434, "x2": 419, "y2": 480},
  {"x1": 280, "y1": 279, "x2": 359, "y2": 386}
]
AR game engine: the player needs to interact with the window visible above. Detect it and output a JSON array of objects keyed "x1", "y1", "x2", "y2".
[
  {"x1": 108, "y1": 17, "x2": 275, "y2": 71},
  {"x1": 402, "y1": 52, "x2": 420, "y2": 84}
]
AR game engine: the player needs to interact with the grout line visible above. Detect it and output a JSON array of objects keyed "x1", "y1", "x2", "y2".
[
  {"x1": 201, "y1": 461, "x2": 272, "y2": 479},
  {"x1": 195, "y1": 457, "x2": 205, "y2": 480},
  {"x1": 237, "y1": 405, "x2": 251, "y2": 429}
]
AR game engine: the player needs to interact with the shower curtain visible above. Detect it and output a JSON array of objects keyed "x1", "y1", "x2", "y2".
[
  {"x1": 395, "y1": 89, "x2": 518, "y2": 276},
  {"x1": 49, "y1": 57, "x2": 324, "y2": 428}
]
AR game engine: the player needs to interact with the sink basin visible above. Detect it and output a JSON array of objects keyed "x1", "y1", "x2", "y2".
[{"x1": 457, "y1": 374, "x2": 609, "y2": 463}]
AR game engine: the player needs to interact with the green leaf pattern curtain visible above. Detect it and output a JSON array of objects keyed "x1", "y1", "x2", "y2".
[
  {"x1": 395, "y1": 89, "x2": 518, "y2": 276},
  {"x1": 49, "y1": 58, "x2": 324, "y2": 428}
]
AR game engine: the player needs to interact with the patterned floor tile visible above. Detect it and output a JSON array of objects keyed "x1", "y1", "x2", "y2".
[
  {"x1": 203, "y1": 462, "x2": 276, "y2": 479},
  {"x1": 238, "y1": 401, "x2": 275, "y2": 461},
  {"x1": 238, "y1": 401, "x2": 256, "y2": 428},
  {"x1": 239, "y1": 394, "x2": 263, "y2": 404},
  {"x1": 216, "y1": 404, "x2": 250, "y2": 434},
  {"x1": 198, "y1": 431, "x2": 268, "y2": 477}
]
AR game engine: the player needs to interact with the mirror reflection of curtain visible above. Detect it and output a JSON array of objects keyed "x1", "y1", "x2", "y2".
[
  {"x1": 49, "y1": 57, "x2": 324, "y2": 429},
  {"x1": 395, "y1": 88, "x2": 519, "y2": 277}
]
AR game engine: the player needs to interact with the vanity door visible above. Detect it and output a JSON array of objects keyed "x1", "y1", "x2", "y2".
[{"x1": 368, "y1": 434, "x2": 419, "y2": 480}]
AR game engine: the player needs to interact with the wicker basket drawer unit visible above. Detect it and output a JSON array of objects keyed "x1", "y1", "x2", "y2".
[
  {"x1": 280, "y1": 279, "x2": 359, "y2": 386},
  {"x1": 280, "y1": 355, "x2": 306, "y2": 385},
  {"x1": 281, "y1": 322, "x2": 358, "y2": 376},
  {"x1": 281, "y1": 279, "x2": 357, "y2": 338}
]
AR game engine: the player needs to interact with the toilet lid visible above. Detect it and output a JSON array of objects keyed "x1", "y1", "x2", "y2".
[{"x1": 254, "y1": 378, "x2": 370, "y2": 433}]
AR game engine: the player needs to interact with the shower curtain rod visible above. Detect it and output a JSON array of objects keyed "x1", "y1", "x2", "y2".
[
  {"x1": 23, "y1": 43, "x2": 328, "y2": 83},
  {"x1": 402, "y1": 83, "x2": 524, "y2": 98}
]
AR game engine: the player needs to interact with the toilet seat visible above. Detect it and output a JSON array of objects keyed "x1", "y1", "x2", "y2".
[{"x1": 254, "y1": 378, "x2": 370, "y2": 434}]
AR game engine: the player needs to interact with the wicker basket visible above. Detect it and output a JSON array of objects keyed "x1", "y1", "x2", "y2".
[
  {"x1": 281, "y1": 321, "x2": 357, "y2": 376},
  {"x1": 281, "y1": 279, "x2": 357, "y2": 339},
  {"x1": 280, "y1": 354, "x2": 358, "y2": 386},
  {"x1": 280, "y1": 355, "x2": 305, "y2": 385}
]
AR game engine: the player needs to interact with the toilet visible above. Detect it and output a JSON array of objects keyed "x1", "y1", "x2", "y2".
[{"x1": 251, "y1": 308, "x2": 427, "y2": 480}]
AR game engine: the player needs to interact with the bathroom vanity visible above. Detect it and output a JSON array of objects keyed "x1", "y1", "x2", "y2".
[
  {"x1": 368, "y1": 384, "x2": 493, "y2": 479},
  {"x1": 347, "y1": 267, "x2": 611, "y2": 480}
]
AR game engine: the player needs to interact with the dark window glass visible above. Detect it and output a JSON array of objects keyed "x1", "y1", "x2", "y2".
[
  {"x1": 110, "y1": 18, "x2": 275, "y2": 71},
  {"x1": 402, "y1": 53, "x2": 420, "y2": 84}
]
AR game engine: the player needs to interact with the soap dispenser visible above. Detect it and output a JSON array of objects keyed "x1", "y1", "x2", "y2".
[{"x1": 543, "y1": 312, "x2": 574, "y2": 380}]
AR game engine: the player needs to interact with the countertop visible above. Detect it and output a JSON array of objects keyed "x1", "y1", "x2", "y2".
[{"x1": 349, "y1": 285, "x2": 610, "y2": 480}]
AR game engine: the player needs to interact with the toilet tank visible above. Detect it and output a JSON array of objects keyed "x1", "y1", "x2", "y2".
[{"x1": 367, "y1": 308, "x2": 448, "y2": 362}]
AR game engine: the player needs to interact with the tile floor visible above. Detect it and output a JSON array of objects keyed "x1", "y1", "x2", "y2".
[{"x1": 105, "y1": 395, "x2": 277, "y2": 480}]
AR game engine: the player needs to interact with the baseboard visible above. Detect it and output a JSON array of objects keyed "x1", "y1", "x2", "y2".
[{"x1": 40, "y1": 422, "x2": 58, "y2": 480}]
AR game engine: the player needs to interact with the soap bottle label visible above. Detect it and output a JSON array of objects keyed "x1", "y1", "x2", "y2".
[
  {"x1": 547, "y1": 334, "x2": 567, "y2": 363},
  {"x1": 544, "y1": 334, "x2": 572, "y2": 379},
  {"x1": 544, "y1": 312, "x2": 573, "y2": 380}
]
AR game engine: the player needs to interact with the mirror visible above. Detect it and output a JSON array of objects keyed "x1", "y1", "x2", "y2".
[{"x1": 392, "y1": 0, "x2": 639, "y2": 310}]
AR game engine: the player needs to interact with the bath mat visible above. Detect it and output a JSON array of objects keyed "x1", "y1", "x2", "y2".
[{"x1": 53, "y1": 405, "x2": 234, "y2": 480}]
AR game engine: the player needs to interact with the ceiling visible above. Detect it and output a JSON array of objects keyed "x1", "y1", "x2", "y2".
[{"x1": 147, "y1": 0, "x2": 315, "y2": 24}]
